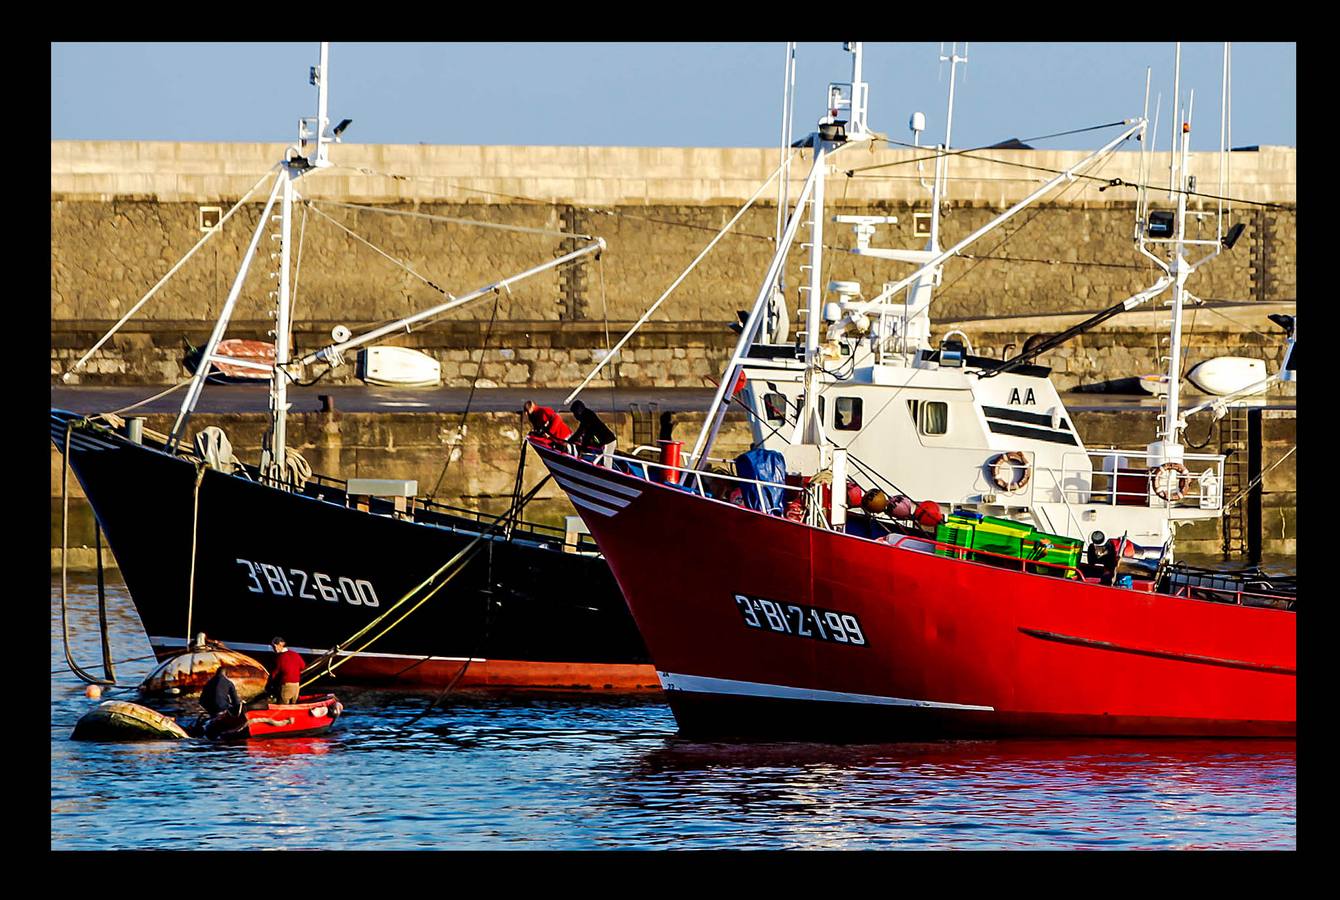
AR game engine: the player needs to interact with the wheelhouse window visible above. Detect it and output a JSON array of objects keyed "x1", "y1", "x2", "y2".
[
  {"x1": 834, "y1": 397, "x2": 863, "y2": 431},
  {"x1": 922, "y1": 401, "x2": 948, "y2": 435},
  {"x1": 762, "y1": 392, "x2": 787, "y2": 425}
]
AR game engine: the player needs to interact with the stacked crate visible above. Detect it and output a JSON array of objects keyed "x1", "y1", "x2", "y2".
[{"x1": 935, "y1": 510, "x2": 1081, "y2": 577}]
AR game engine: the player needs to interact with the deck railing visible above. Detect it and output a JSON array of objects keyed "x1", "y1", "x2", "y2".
[
  {"x1": 1037, "y1": 448, "x2": 1227, "y2": 510},
  {"x1": 883, "y1": 533, "x2": 1082, "y2": 580}
]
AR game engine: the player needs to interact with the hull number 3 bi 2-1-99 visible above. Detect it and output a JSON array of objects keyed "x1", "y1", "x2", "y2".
[
  {"x1": 236, "y1": 558, "x2": 381, "y2": 607},
  {"x1": 733, "y1": 593, "x2": 867, "y2": 646}
]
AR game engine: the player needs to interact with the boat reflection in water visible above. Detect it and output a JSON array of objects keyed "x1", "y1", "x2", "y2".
[{"x1": 607, "y1": 738, "x2": 1296, "y2": 849}]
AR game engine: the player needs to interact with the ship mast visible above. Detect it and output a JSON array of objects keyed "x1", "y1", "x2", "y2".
[
  {"x1": 1136, "y1": 42, "x2": 1239, "y2": 478},
  {"x1": 264, "y1": 42, "x2": 339, "y2": 484}
]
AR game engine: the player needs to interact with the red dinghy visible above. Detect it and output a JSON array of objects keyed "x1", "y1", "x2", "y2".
[{"x1": 202, "y1": 694, "x2": 343, "y2": 741}]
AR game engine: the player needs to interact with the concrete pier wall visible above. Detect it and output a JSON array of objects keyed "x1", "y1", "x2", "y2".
[{"x1": 52, "y1": 142, "x2": 1296, "y2": 392}]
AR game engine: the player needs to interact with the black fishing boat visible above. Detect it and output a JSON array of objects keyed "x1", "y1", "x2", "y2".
[
  {"x1": 53, "y1": 43, "x2": 654, "y2": 692},
  {"x1": 52, "y1": 410, "x2": 653, "y2": 689}
]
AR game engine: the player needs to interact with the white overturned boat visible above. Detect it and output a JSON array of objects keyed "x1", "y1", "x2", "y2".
[
  {"x1": 1188, "y1": 356, "x2": 1268, "y2": 396},
  {"x1": 356, "y1": 346, "x2": 442, "y2": 387}
]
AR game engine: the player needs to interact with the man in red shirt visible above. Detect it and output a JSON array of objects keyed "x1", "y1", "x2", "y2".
[
  {"x1": 267, "y1": 637, "x2": 305, "y2": 704},
  {"x1": 523, "y1": 400, "x2": 572, "y2": 446}
]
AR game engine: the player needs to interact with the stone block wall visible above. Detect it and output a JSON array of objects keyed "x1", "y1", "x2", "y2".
[{"x1": 53, "y1": 142, "x2": 1295, "y2": 388}]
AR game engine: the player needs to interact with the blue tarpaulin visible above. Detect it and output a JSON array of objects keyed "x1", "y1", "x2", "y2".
[{"x1": 734, "y1": 448, "x2": 786, "y2": 513}]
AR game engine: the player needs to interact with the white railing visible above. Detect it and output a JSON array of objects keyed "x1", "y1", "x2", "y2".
[{"x1": 1048, "y1": 448, "x2": 1227, "y2": 510}]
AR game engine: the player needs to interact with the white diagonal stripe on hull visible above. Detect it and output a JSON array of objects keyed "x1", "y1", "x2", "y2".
[
  {"x1": 65, "y1": 435, "x2": 110, "y2": 452},
  {"x1": 569, "y1": 494, "x2": 620, "y2": 518},
  {"x1": 657, "y1": 671, "x2": 995, "y2": 712},
  {"x1": 544, "y1": 457, "x2": 643, "y2": 499},
  {"x1": 553, "y1": 475, "x2": 630, "y2": 510}
]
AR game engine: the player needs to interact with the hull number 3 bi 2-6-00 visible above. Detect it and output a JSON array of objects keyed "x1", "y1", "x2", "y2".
[
  {"x1": 236, "y1": 558, "x2": 380, "y2": 607},
  {"x1": 733, "y1": 593, "x2": 867, "y2": 646}
]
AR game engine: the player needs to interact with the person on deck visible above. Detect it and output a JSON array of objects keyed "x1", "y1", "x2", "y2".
[
  {"x1": 200, "y1": 665, "x2": 243, "y2": 719},
  {"x1": 523, "y1": 400, "x2": 573, "y2": 447},
  {"x1": 569, "y1": 399, "x2": 617, "y2": 464},
  {"x1": 267, "y1": 637, "x2": 304, "y2": 704}
]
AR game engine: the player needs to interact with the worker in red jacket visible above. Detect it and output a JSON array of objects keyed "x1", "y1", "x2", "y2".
[
  {"x1": 524, "y1": 400, "x2": 573, "y2": 446},
  {"x1": 267, "y1": 637, "x2": 305, "y2": 704}
]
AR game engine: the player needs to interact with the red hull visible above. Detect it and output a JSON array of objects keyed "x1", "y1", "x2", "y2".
[{"x1": 534, "y1": 443, "x2": 1296, "y2": 740}]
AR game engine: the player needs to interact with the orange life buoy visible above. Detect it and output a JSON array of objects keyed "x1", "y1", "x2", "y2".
[
  {"x1": 1149, "y1": 462, "x2": 1192, "y2": 502},
  {"x1": 989, "y1": 451, "x2": 1032, "y2": 492}
]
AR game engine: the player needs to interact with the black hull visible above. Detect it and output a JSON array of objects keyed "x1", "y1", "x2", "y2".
[{"x1": 52, "y1": 411, "x2": 655, "y2": 691}]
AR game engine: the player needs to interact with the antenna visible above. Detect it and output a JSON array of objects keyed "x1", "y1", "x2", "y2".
[
  {"x1": 931, "y1": 42, "x2": 968, "y2": 253},
  {"x1": 1137, "y1": 68, "x2": 1152, "y2": 235},
  {"x1": 1169, "y1": 42, "x2": 1181, "y2": 200},
  {"x1": 776, "y1": 41, "x2": 797, "y2": 247}
]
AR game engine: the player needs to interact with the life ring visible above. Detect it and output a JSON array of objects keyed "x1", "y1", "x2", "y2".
[
  {"x1": 1149, "y1": 462, "x2": 1193, "y2": 502},
  {"x1": 989, "y1": 451, "x2": 1032, "y2": 492}
]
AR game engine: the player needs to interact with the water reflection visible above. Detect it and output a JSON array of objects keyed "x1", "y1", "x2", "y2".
[{"x1": 52, "y1": 574, "x2": 1294, "y2": 850}]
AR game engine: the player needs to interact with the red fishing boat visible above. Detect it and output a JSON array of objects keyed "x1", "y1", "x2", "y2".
[
  {"x1": 533, "y1": 441, "x2": 1294, "y2": 739},
  {"x1": 535, "y1": 43, "x2": 1295, "y2": 741}
]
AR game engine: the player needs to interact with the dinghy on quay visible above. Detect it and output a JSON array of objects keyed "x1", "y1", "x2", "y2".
[
  {"x1": 51, "y1": 42, "x2": 652, "y2": 693},
  {"x1": 536, "y1": 42, "x2": 1295, "y2": 740}
]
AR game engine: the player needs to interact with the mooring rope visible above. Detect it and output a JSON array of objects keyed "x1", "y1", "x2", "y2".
[
  {"x1": 1223, "y1": 445, "x2": 1296, "y2": 511},
  {"x1": 184, "y1": 463, "x2": 207, "y2": 646},
  {"x1": 58, "y1": 422, "x2": 116, "y2": 686},
  {"x1": 298, "y1": 472, "x2": 552, "y2": 688}
]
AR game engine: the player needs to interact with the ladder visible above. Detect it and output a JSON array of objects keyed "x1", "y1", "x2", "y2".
[
  {"x1": 629, "y1": 402, "x2": 659, "y2": 447},
  {"x1": 1219, "y1": 405, "x2": 1250, "y2": 556}
]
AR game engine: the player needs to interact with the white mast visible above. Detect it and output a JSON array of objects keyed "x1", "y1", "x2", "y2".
[
  {"x1": 1136, "y1": 43, "x2": 1241, "y2": 473},
  {"x1": 931, "y1": 42, "x2": 967, "y2": 253},
  {"x1": 266, "y1": 41, "x2": 337, "y2": 484}
]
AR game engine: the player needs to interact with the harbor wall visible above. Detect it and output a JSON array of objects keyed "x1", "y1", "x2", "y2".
[
  {"x1": 51, "y1": 408, "x2": 1296, "y2": 570},
  {"x1": 52, "y1": 142, "x2": 1296, "y2": 393}
]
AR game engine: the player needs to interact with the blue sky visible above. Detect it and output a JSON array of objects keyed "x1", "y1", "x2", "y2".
[{"x1": 51, "y1": 42, "x2": 1294, "y2": 151}]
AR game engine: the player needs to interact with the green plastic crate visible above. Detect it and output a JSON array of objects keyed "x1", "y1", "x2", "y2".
[
  {"x1": 1023, "y1": 531, "x2": 1083, "y2": 575},
  {"x1": 935, "y1": 516, "x2": 1024, "y2": 561}
]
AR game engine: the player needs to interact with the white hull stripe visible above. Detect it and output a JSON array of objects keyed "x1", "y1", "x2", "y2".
[
  {"x1": 67, "y1": 435, "x2": 112, "y2": 452},
  {"x1": 569, "y1": 494, "x2": 620, "y2": 518},
  {"x1": 51, "y1": 428, "x2": 114, "y2": 452},
  {"x1": 544, "y1": 457, "x2": 643, "y2": 499},
  {"x1": 657, "y1": 671, "x2": 995, "y2": 712},
  {"x1": 553, "y1": 475, "x2": 631, "y2": 510},
  {"x1": 149, "y1": 636, "x2": 484, "y2": 663}
]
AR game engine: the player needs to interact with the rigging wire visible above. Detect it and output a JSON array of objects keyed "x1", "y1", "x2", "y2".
[
  {"x1": 427, "y1": 288, "x2": 504, "y2": 502},
  {"x1": 312, "y1": 198, "x2": 589, "y2": 241},
  {"x1": 932, "y1": 138, "x2": 1132, "y2": 304},
  {"x1": 329, "y1": 161, "x2": 805, "y2": 244},
  {"x1": 598, "y1": 255, "x2": 618, "y2": 414},
  {"x1": 848, "y1": 135, "x2": 1294, "y2": 212}
]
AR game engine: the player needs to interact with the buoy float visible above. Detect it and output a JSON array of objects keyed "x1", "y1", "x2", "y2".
[
  {"x1": 71, "y1": 701, "x2": 190, "y2": 742},
  {"x1": 85, "y1": 684, "x2": 102, "y2": 700}
]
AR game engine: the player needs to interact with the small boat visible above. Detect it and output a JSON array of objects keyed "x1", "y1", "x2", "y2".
[
  {"x1": 71, "y1": 700, "x2": 190, "y2": 741},
  {"x1": 193, "y1": 694, "x2": 344, "y2": 742},
  {"x1": 356, "y1": 345, "x2": 442, "y2": 387},
  {"x1": 1137, "y1": 374, "x2": 1168, "y2": 396},
  {"x1": 1187, "y1": 356, "x2": 1268, "y2": 396},
  {"x1": 183, "y1": 338, "x2": 275, "y2": 383},
  {"x1": 138, "y1": 642, "x2": 269, "y2": 701}
]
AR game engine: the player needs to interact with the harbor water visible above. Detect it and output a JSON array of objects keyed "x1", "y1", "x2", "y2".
[{"x1": 51, "y1": 571, "x2": 1295, "y2": 850}]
